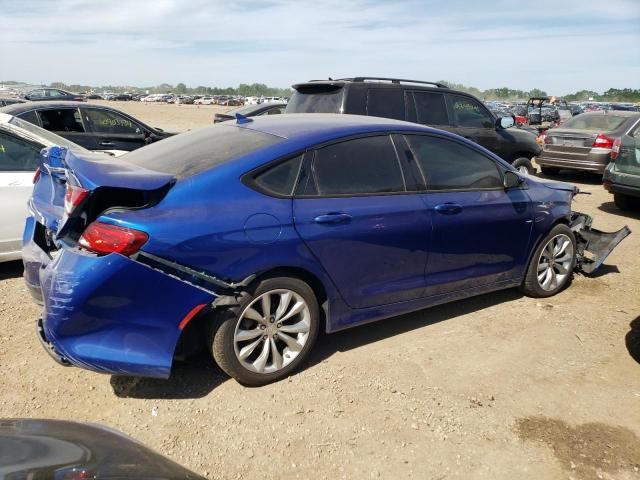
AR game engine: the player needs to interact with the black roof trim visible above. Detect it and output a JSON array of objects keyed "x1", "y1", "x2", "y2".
[{"x1": 340, "y1": 77, "x2": 449, "y2": 88}]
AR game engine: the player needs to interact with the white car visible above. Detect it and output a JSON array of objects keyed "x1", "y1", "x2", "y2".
[
  {"x1": 194, "y1": 96, "x2": 214, "y2": 105},
  {"x1": 0, "y1": 113, "x2": 94, "y2": 262}
]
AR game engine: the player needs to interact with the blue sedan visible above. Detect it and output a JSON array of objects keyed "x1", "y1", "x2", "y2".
[{"x1": 23, "y1": 114, "x2": 629, "y2": 385}]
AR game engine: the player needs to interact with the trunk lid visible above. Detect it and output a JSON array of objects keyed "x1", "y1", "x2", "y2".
[
  {"x1": 32, "y1": 146, "x2": 174, "y2": 238},
  {"x1": 545, "y1": 128, "x2": 602, "y2": 149}
]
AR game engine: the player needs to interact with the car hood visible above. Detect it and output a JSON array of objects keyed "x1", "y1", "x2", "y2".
[
  {"x1": 531, "y1": 175, "x2": 579, "y2": 194},
  {"x1": 0, "y1": 419, "x2": 206, "y2": 479}
]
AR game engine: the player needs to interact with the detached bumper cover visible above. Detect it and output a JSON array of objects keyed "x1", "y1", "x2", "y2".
[
  {"x1": 570, "y1": 212, "x2": 631, "y2": 274},
  {"x1": 40, "y1": 249, "x2": 216, "y2": 378}
]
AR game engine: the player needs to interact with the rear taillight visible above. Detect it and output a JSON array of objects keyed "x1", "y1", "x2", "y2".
[
  {"x1": 610, "y1": 137, "x2": 622, "y2": 160},
  {"x1": 64, "y1": 185, "x2": 89, "y2": 215},
  {"x1": 78, "y1": 221, "x2": 148, "y2": 256},
  {"x1": 592, "y1": 134, "x2": 614, "y2": 149},
  {"x1": 537, "y1": 133, "x2": 547, "y2": 145},
  {"x1": 33, "y1": 167, "x2": 41, "y2": 184}
]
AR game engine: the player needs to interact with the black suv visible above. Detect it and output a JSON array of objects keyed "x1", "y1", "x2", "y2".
[{"x1": 285, "y1": 77, "x2": 541, "y2": 174}]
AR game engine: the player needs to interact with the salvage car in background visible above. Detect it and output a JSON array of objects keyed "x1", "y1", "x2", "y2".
[
  {"x1": 286, "y1": 77, "x2": 542, "y2": 174},
  {"x1": 213, "y1": 102, "x2": 287, "y2": 123},
  {"x1": 0, "y1": 101, "x2": 173, "y2": 151},
  {"x1": 0, "y1": 113, "x2": 94, "y2": 263},
  {"x1": 0, "y1": 418, "x2": 205, "y2": 479},
  {"x1": 23, "y1": 114, "x2": 629, "y2": 386},
  {"x1": 23, "y1": 88, "x2": 85, "y2": 102},
  {"x1": 536, "y1": 111, "x2": 640, "y2": 175},
  {"x1": 603, "y1": 117, "x2": 640, "y2": 209}
]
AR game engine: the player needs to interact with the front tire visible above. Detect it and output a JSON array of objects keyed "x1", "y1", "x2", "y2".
[
  {"x1": 209, "y1": 277, "x2": 320, "y2": 386},
  {"x1": 521, "y1": 224, "x2": 576, "y2": 298},
  {"x1": 512, "y1": 157, "x2": 535, "y2": 175}
]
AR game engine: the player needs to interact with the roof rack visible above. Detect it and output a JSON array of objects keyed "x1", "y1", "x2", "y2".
[{"x1": 338, "y1": 77, "x2": 448, "y2": 88}]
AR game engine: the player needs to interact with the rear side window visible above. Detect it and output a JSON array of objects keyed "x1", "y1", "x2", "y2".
[
  {"x1": 122, "y1": 125, "x2": 282, "y2": 179},
  {"x1": 448, "y1": 95, "x2": 493, "y2": 128},
  {"x1": 366, "y1": 88, "x2": 405, "y2": 120},
  {"x1": 307, "y1": 136, "x2": 405, "y2": 196},
  {"x1": 38, "y1": 109, "x2": 85, "y2": 132},
  {"x1": 285, "y1": 86, "x2": 344, "y2": 113},
  {"x1": 408, "y1": 91, "x2": 449, "y2": 125},
  {"x1": 403, "y1": 135, "x2": 502, "y2": 190},
  {"x1": 0, "y1": 131, "x2": 41, "y2": 172},
  {"x1": 251, "y1": 155, "x2": 303, "y2": 196}
]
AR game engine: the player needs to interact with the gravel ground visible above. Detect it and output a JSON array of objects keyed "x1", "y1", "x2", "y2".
[{"x1": 1, "y1": 102, "x2": 639, "y2": 479}]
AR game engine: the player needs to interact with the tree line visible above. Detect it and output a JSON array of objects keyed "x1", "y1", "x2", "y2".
[{"x1": 2, "y1": 79, "x2": 639, "y2": 102}]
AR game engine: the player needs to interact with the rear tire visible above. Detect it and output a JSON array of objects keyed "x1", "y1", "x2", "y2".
[
  {"x1": 208, "y1": 277, "x2": 320, "y2": 386},
  {"x1": 614, "y1": 193, "x2": 634, "y2": 210},
  {"x1": 541, "y1": 166, "x2": 560, "y2": 176},
  {"x1": 521, "y1": 224, "x2": 576, "y2": 298},
  {"x1": 512, "y1": 157, "x2": 535, "y2": 175}
]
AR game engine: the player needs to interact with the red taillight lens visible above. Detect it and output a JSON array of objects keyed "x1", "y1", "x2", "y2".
[
  {"x1": 537, "y1": 133, "x2": 547, "y2": 145},
  {"x1": 33, "y1": 167, "x2": 41, "y2": 184},
  {"x1": 64, "y1": 185, "x2": 89, "y2": 215},
  {"x1": 78, "y1": 222, "x2": 148, "y2": 256},
  {"x1": 592, "y1": 134, "x2": 614, "y2": 149},
  {"x1": 610, "y1": 137, "x2": 622, "y2": 160}
]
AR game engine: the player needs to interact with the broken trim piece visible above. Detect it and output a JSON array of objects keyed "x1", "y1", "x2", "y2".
[
  {"x1": 569, "y1": 212, "x2": 631, "y2": 274},
  {"x1": 133, "y1": 251, "x2": 256, "y2": 292}
]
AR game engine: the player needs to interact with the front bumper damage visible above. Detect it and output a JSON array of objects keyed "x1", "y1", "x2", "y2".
[{"x1": 569, "y1": 212, "x2": 631, "y2": 274}]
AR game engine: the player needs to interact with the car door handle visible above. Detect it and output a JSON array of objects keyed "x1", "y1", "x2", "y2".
[
  {"x1": 100, "y1": 141, "x2": 114, "y2": 146},
  {"x1": 314, "y1": 213, "x2": 352, "y2": 224},
  {"x1": 434, "y1": 203, "x2": 463, "y2": 215}
]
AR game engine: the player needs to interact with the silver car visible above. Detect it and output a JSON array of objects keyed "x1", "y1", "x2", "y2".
[
  {"x1": 536, "y1": 111, "x2": 640, "y2": 175},
  {"x1": 0, "y1": 113, "x2": 92, "y2": 262}
]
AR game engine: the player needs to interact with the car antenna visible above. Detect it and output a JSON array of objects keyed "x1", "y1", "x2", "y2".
[{"x1": 235, "y1": 113, "x2": 253, "y2": 124}]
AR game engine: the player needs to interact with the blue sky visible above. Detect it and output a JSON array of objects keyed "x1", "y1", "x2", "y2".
[{"x1": 1, "y1": 0, "x2": 639, "y2": 94}]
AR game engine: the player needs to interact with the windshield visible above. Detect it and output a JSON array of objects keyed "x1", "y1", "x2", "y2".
[
  {"x1": 122, "y1": 124, "x2": 282, "y2": 179},
  {"x1": 562, "y1": 114, "x2": 628, "y2": 131},
  {"x1": 285, "y1": 86, "x2": 344, "y2": 113},
  {"x1": 8, "y1": 115, "x2": 89, "y2": 152}
]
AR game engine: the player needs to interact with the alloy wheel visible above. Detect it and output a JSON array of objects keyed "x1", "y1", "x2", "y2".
[
  {"x1": 233, "y1": 289, "x2": 311, "y2": 374},
  {"x1": 536, "y1": 234, "x2": 574, "y2": 292}
]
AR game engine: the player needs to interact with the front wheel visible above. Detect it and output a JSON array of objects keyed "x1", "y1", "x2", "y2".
[
  {"x1": 521, "y1": 224, "x2": 577, "y2": 298},
  {"x1": 512, "y1": 157, "x2": 536, "y2": 175},
  {"x1": 209, "y1": 277, "x2": 320, "y2": 386}
]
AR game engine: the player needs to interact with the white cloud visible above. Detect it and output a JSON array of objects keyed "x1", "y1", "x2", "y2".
[{"x1": 1, "y1": 0, "x2": 638, "y2": 93}]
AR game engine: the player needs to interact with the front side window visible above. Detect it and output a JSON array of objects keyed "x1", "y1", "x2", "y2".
[
  {"x1": 403, "y1": 135, "x2": 502, "y2": 190},
  {"x1": 307, "y1": 136, "x2": 405, "y2": 196},
  {"x1": 49, "y1": 89, "x2": 66, "y2": 97},
  {"x1": 366, "y1": 88, "x2": 405, "y2": 120},
  {"x1": 38, "y1": 108, "x2": 85, "y2": 132},
  {"x1": 448, "y1": 94, "x2": 493, "y2": 128},
  {"x1": 0, "y1": 131, "x2": 41, "y2": 172},
  {"x1": 85, "y1": 108, "x2": 141, "y2": 134}
]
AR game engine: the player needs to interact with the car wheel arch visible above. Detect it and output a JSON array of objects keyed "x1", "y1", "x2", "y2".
[{"x1": 522, "y1": 216, "x2": 572, "y2": 281}]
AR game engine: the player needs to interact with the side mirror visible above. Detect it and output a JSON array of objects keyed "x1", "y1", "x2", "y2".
[
  {"x1": 504, "y1": 170, "x2": 523, "y2": 189},
  {"x1": 497, "y1": 116, "x2": 515, "y2": 129}
]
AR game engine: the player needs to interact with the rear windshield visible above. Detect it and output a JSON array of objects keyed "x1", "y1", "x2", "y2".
[
  {"x1": 562, "y1": 114, "x2": 628, "y2": 131},
  {"x1": 8, "y1": 115, "x2": 89, "y2": 152},
  {"x1": 285, "y1": 86, "x2": 344, "y2": 113},
  {"x1": 122, "y1": 125, "x2": 282, "y2": 178}
]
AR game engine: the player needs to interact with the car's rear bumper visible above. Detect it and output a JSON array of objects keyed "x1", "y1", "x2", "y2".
[
  {"x1": 38, "y1": 248, "x2": 216, "y2": 378},
  {"x1": 607, "y1": 182, "x2": 640, "y2": 198},
  {"x1": 536, "y1": 148, "x2": 610, "y2": 173}
]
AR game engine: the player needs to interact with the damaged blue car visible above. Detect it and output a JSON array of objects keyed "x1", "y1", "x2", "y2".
[{"x1": 22, "y1": 114, "x2": 630, "y2": 386}]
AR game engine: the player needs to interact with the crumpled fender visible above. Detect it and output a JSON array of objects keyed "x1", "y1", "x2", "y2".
[{"x1": 569, "y1": 212, "x2": 631, "y2": 274}]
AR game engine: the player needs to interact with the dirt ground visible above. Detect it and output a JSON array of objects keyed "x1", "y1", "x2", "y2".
[{"x1": 1, "y1": 101, "x2": 639, "y2": 480}]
